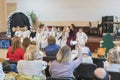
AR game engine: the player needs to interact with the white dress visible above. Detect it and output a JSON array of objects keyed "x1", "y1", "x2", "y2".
[
  {"x1": 36, "y1": 32, "x2": 42, "y2": 48},
  {"x1": 56, "y1": 31, "x2": 62, "y2": 45},
  {"x1": 41, "y1": 31, "x2": 48, "y2": 49},
  {"x1": 22, "y1": 30, "x2": 31, "y2": 38},
  {"x1": 76, "y1": 32, "x2": 88, "y2": 47},
  {"x1": 15, "y1": 31, "x2": 23, "y2": 38},
  {"x1": 104, "y1": 61, "x2": 120, "y2": 72},
  {"x1": 17, "y1": 60, "x2": 47, "y2": 79}
]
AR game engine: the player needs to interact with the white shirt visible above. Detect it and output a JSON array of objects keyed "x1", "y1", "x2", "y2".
[
  {"x1": 22, "y1": 30, "x2": 31, "y2": 38},
  {"x1": 104, "y1": 61, "x2": 120, "y2": 72},
  {"x1": 15, "y1": 31, "x2": 23, "y2": 37},
  {"x1": 17, "y1": 60, "x2": 47, "y2": 79},
  {"x1": 36, "y1": 32, "x2": 42, "y2": 47},
  {"x1": 0, "y1": 63, "x2": 5, "y2": 80},
  {"x1": 82, "y1": 57, "x2": 93, "y2": 64}
]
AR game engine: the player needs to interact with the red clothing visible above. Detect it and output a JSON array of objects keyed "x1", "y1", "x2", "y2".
[{"x1": 6, "y1": 46, "x2": 25, "y2": 61}]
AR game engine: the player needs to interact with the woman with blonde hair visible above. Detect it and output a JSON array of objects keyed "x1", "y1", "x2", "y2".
[
  {"x1": 104, "y1": 46, "x2": 120, "y2": 72},
  {"x1": 17, "y1": 45, "x2": 47, "y2": 79},
  {"x1": 6, "y1": 36, "x2": 25, "y2": 61},
  {"x1": 49, "y1": 45, "x2": 82, "y2": 78}
]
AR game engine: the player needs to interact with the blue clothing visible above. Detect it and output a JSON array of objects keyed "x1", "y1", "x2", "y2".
[{"x1": 45, "y1": 44, "x2": 60, "y2": 57}]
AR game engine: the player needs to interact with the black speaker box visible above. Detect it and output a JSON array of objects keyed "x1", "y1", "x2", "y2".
[{"x1": 102, "y1": 16, "x2": 114, "y2": 33}]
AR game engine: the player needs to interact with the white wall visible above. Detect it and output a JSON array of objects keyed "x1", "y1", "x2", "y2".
[{"x1": 6, "y1": 0, "x2": 120, "y2": 21}]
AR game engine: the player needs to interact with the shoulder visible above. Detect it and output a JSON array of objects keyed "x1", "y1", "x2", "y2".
[
  {"x1": 8, "y1": 46, "x2": 12, "y2": 50},
  {"x1": 17, "y1": 60, "x2": 25, "y2": 64}
]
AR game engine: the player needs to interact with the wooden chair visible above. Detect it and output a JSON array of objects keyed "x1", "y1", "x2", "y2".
[{"x1": 74, "y1": 63, "x2": 97, "y2": 80}]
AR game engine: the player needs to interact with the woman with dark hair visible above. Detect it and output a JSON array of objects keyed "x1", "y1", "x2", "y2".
[
  {"x1": 22, "y1": 37, "x2": 31, "y2": 51},
  {"x1": 66, "y1": 24, "x2": 77, "y2": 50}
]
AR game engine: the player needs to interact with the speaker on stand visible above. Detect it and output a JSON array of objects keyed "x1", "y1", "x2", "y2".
[{"x1": 102, "y1": 16, "x2": 114, "y2": 33}]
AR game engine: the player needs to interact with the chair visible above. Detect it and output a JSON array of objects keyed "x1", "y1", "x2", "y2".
[
  {"x1": 93, "y1": 58, "x2": 106, "y2": 67},
  {"x1": 74, "y1": 63, "x2": 97, "y2": 80},
  {"x1": 43, "y1": 56, "x2": 56, "y2": 77},
  {"x1": 108, "y1": 71, "x2": 120, "y2": 80},
  {"x1": 89, "y1": 21, "x2": 99, "y2": 35},
  {"x1": 47, "y1": 77, "x2": 75, "y2": 80},
  {"x1": 43, "y1": 56, "x2": 56, "y2": 63}
]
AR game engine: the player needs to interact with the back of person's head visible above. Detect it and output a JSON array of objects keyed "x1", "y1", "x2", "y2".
[
  {"x1": 47, "y1": 36, "x2": 56, "y2": 44},
  {"x1": 94, "y1": 68, "x2": 110, "y2": 80},
  {"x1": 107, "y1": 47, "x2": 120, "y2": 64},
  {"x1": 22, "y1": 37, "x2": 31, "y2": 50},
  {"x1": 56, "y1": 45, "x2": 71, "y2": 63},
  {"x1": 11, "y1": 36, "x2": 21, "y2": 53},
  {"x1": 31, "y1": 41, "x2": 36, "y2": 45},
  {"x1": 24, "y1": 45, "x2": 40, "y2": 60}
]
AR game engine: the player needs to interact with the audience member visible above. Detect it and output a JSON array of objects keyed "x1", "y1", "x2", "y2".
[
  {"x1": 49, "y1": 45, "x2": 82, "y2": 78},
  {"x1": 6, "y1": 36, "x2": 25, "y2": 61},
  {"x1": 22, "y1": 37, "x2": 31, "y2": 51},
  {"x1": 66, "y1": 24, "x2": 77, "y2": 50},
  {"x1": 17, "y1": 45, "x2": 47, "y2": 79},
  {"x1": 80, "y1": 44, "x2": 92, "y2": 56},
  {"x1": 104, "y1": 46, "x2": 120, "y2": 72},
  {"x1": 45, "y1": 36, "x2": 60, "y2": 57},
  {"x1": 0, "y1": 58, "x2": 5, "y2": 80},
  {"x1": 81, "y1": 50, "x2": 93, "y2": 63},
  {"x1": 94, "y1": 68, "x2": 110, "y2": 80}
]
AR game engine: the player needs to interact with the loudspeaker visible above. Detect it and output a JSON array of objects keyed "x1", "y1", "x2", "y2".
[{"x1": 102, "y1": 16, "x2": 114, "y2": 33}]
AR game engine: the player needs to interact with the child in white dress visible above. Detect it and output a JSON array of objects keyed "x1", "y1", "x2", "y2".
[
  {"x1": 41, "y1": 27, "x2": 48, "y2": 50},
  {"x1": 30, "y1": 28, "x2": 36, "y2": 42},
  {"x1": 15, "y1": 26, "x2": 23, "y2": 38},
  {"x1": 22, "y1": 26, "x2": 31, "y2": 39},
  {"x1": 76, "y1": 28, "x2": 88, "y2": 48},
  {"x1": 36, "y1": 28, "x2": 42, "y2": 48}
]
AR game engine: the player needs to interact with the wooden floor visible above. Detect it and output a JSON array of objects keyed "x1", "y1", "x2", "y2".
[{"x1": 0, "y1": 49, "x2": 7, "y2": 59}]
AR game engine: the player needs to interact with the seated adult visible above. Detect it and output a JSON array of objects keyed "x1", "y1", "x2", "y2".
[
  {"x1": 6, "y1": 36, "x2": 25, "y2": 61},
  {"x1": 45, "y1": 36, "x2": 60, "y2": 57},
  {"x1": 81, "y1": 50, "x2": 93, "y2": 64},
  {"x1": 94, "y1": 68, "x2": 110, "y2": 80},
  {"x1": 17, "y1": 45, "x2": 47, "y2": 79},
  {"x1": 79, "y1": 44, "x2": 92, "y2": 56},
  {"x1": 104, "y1": 46, "x2": 120, "y2": 72},
  {"x1": 22, "y1": 37, "x2": 31, "y2": 51},
  {"x1": 49, "y1": 45, "x2": 82, "y2": 78},
  {"x1": 0, "y1": 58, "x2": 5, "y2": 80}
]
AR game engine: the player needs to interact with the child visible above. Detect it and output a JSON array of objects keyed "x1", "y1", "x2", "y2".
[
  {"x1": 22, "y1": 26, "x2": 31, "y2": 39},
  {"x1": 30, "y1": 28, "x2": 36, "y2": 41},
  {"x1": 15, "y1": 26, "x2": 22, "y2": 38},
  {"x1": 36, "y1": 28, "x2": 42, "y2": 48},
  {"x1": 76, "y1": 28, "x2": 88, "y2": 48}
]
